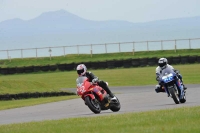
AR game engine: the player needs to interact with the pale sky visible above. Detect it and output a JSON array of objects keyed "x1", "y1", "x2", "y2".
[{"x1": 0, "y1": 0, "x2": 200, "y2": 23}]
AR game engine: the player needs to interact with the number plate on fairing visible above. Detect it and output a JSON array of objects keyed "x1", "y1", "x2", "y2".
[{"x1": 162, "y1": 73, "x2": 173, "y2": 83}]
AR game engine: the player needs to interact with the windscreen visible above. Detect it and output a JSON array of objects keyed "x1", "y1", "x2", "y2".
[
  {"x1": 159, "y1": 67, "x2": 175, "y2": 78},
  {"x1": 76, "y1": 76, "x2": 88, "y2": 87}
]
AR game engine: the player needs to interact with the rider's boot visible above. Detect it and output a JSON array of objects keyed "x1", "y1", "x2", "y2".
[
  {"x1": 155, "y1": 85, "x2": 170, "y2": 97},
  {"x1": 155, "y1": 85, "x2": 165, "y2": 93},
  {"x1": 109, "y1": 92, "x2": 117, "y2": 101},
  {"x1": 155, "y1": 85, "x2": 161, "y2": 93},
  {"x1": 105, "y1": 87, "x2": 117, "y2": 101},
  {"x1": 182, "y1": 84, "x2": 187, "y2": 90},
  {"x1": 104, "y1": 86, "x2": 117, "y2": 101}
]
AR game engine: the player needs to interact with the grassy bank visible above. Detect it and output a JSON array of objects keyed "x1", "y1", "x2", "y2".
[
  {"x1": 0, "y1": 64, "x2": 199, "y2": 94},
  {"x1": 0, "y1": 106, "x2": 199, "y2": 133},
  {"x1": 0, "y1": 49, "x2": 200, "y2": 67}
]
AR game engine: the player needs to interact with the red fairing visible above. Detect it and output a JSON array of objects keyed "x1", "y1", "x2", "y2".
[
  {"x1": 77, "y1": 78, "x2": 90, "y2": 96},
  {"x1": 77, "y1": 78, "x2": 105, "y2": 101}
]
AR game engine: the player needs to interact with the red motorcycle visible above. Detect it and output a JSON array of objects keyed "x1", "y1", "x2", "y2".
[{"x1": 76, "y1": 77, "x2": 121, "y2": 114}]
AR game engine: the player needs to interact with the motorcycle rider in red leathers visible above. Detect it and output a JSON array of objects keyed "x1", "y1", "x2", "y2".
[{"x1": 76, "y1": 64, "x2": 117, "y2": 101}]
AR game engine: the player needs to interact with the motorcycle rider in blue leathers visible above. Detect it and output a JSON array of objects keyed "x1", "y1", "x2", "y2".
[{"x1": 155, "y1": 58, "x2": 187, "y2": 95}]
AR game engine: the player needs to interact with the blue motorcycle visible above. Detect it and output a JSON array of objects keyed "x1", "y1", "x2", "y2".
[{"x1": 159, "y1": 67, "x2": 186, "y2": 104}]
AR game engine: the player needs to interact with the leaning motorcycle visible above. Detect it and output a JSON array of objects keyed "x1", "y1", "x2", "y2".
[
  {"x1": 159, "y1": 68, "x2": 186, "y2": 104},
  {"x1": 76, "y1": 77, "x2": 121, "y2": 114}
]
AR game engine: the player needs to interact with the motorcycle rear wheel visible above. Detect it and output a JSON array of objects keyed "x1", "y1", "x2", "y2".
[{"x1": 85, "y1": 96, "x2": 101, "y2": 114}]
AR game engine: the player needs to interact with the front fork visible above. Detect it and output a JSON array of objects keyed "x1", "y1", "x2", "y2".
[{"x1": 163, "y1": 85, "x2": 170, "y2": 96}]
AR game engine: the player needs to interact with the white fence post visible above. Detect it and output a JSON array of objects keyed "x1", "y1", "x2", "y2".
[
  {"x1": 77, "y1": 45, "x2": 79, "y2": 55},
  {"x1": 133, "y1": 42, "x2": 135, "y2": 51},
  {"x1": 161, "y1": 40, "x2": 163, "y2": 50},
  {"x1": 90, "y1": 44, "x2": 93, "y2": 57},
  {"x1": 49, "y1": 48, "x2": 52, "y2": 60},
  {"x1": 189, "y1": 39, "x2": 191, "y2": 49},
  {"x1": 7, "y1": 50, "x2": 9, "y2": 60},
  {"x1": 119, "y1": 43, "x2": 121, "y2": 52},
  {"x1": 35, "y1": 48, "x2": 38, "y2": 59},
  {"x1": 147, "y1": 41, "x2": 149, "y2": 51},
  {"x1": 63, "y1": 46, "x2": 66, "y2": 57},
  {"x1": 21, "y1": 49, "x2": 23, "y2": 59},
  {"x1": 174, "y1": 40, "x2": 177, "y2": 53},
  {"x1": 105, "y1": 43, "x2": 107, "y2": 53},
  {"x1": 90, "y1": 50, "x2": 92, "y2": 57},
  {"x1": 90, "y1": 44, "x2": 92, "y2": 51}
]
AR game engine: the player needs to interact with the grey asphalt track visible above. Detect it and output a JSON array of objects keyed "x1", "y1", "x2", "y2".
[{"x1": 0, "y1": 84, "x2": 199, "y2": 125}]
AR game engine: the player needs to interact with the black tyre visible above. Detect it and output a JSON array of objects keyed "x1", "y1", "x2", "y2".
[
  {"x1": 85, "y1": 96, "x2": 101, "y2": 114},
  {"x1": 168, "y1": 86, "x2": 180, "y2": 104},
  {"x1": 110, "y1": 97, "x2": 121, "y2": 112}
]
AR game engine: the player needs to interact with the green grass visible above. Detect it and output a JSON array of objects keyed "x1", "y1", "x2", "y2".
[
  {"x1": 0, "y1": 49, "x2": 200, "y2": 67},
  {"x1": 0, "y1": 64, "x2": 199, "y2": 94},
  {"x1": 0, "y1": 106, "x2": 199, "y2": 133}
]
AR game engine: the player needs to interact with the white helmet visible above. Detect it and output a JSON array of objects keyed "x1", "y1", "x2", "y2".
[
  {"x1": 76, "y1": 64, "x2": 87, "y2": 76},
  {"x1": 158, "y1": 58, "x2": 167, "y2": 69}
]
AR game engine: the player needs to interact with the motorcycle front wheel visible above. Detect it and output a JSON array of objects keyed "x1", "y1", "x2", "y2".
[
  {"x1": 168, "y1": 86, "x2": 180, "y2": 104},
  {"x1": 85, "y1": 96, "x2": 101, "y2": 114}
]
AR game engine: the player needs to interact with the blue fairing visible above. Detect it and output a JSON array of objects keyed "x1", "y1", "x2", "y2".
[{"x1": 161, "y1": 73, "x2": 176, "y2": 83}]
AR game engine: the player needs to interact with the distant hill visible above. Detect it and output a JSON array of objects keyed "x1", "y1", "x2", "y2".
[{"x1": 0, "y1": 9, "x2": 200, "y2": 50}]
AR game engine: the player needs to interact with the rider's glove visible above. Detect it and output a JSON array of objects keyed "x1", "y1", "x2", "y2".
[
  {"x1": 92, "y1": 78, "x2": 99, "y2": 84},
  {"x1": 174, "y1": 69, "x2": 180, "y2": 75},
  {"x1": 156, "y1": 76, "x2": 160, "y2": 81}
]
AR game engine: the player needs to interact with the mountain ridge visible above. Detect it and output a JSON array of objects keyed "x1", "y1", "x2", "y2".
[
  {"x1": 0, "y1": 9, "x2": 200, "y2": 50},
  {"x1": 1, "y1": 9, "x2": 200, "y2": 24}
]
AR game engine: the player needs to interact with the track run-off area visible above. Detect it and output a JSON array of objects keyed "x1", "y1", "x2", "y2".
[{"x1": 0, "y1": 84, "x2": 199, "y2": 125}]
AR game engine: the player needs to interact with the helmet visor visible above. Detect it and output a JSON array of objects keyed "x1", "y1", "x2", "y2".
[
  {"x1": 159, "y1": 62, "x2": 166, "y2": 67},
  {"x1": 77, "y1": 69, "x2": 84, "y2": 75}
]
